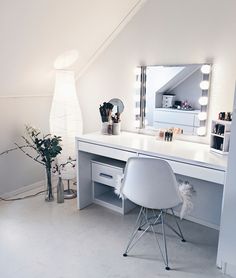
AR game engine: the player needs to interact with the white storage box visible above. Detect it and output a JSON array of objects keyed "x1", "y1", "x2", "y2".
[{"x1": 162, "y1": 94, "x2": 175, "y2": 108}]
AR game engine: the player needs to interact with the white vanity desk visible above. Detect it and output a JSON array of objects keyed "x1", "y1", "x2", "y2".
[{"x1": 76, "y1": 131, "x2": 227, "y2": 229}]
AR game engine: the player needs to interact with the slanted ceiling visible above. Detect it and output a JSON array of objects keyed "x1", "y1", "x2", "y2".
[{"x1": 0, "y1": 0, "x2": 144, "y2": 97}]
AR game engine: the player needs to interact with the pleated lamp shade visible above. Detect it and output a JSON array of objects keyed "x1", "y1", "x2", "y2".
[{"x1": 50, "y1": 70, "x2": 83, "y2": 179}]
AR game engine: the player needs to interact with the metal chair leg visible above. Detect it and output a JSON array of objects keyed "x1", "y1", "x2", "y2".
[
  {"x1": 123, "y1": 207, "x2": 147, "y2": 256},
  {"x1": 123, "y1": 208, "x2": 185, "y2": 271},
  {"x1": 170, "y1": 209, "x2": 186, "y2": 242},
  {"x1": 138, "y1": 207, "x2": 146, "y2": 230},
  {"x1": 161, "y1": 211, "x2": 170, "y2": 270}
]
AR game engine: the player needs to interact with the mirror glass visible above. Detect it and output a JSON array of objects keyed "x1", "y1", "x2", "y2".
[
  {"x1": 109, "y1": 98, "x2": 125, "y2": 115},
  {"x1": 135, "y1": 64, "x2": 211, "y2": 136}
]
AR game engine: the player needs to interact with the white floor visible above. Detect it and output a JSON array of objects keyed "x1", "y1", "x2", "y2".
[{"x1": 0, "y1": 191, "x2": 225, "y2": 278}]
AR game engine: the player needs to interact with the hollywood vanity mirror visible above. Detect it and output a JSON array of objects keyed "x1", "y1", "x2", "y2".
[{"x1": 134, "y1": 64, "x2": 211, "y2": 136}]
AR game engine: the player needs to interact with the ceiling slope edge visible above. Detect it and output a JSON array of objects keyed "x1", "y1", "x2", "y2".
[{"x1": 76, "y1": 0, "x2": 147, "y2": 80}]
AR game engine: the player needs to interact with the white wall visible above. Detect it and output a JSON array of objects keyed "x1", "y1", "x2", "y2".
[
  {"x1": 77, "y1": 0, "x2": 236, "y2": 134},
  {"x1": 0, "y1": 1, "x2": 145, "y2": 195},
  {"x1": 0, "y1": 0, "x2": 140, "y2": 97},
  {"x1": 217, "y1": 86, "x2": 236, "y2": 277},
  {"x1": 0, "y1": 96, "x2": 52, "y2": 194},
  {"x1": 1, "y1": 0, "x2": 236, "y2": 195},
  {"x1": 0, "y1": 0, "x2": 143, "y2": 195}
]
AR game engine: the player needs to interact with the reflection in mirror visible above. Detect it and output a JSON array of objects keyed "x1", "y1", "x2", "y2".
[{"x1": 134, "y1": 64, "x2": 211, "y2": 136}]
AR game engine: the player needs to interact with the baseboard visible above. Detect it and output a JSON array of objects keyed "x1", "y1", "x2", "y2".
[
  {"x1": 173, "y1": 210, "x2": 220, "y2": 230},
  {"x1": 183, "y1": 214, "x2": 219, "y2": 230},
  {"x1": 0, "y1": 180, "x2": 45, "y2": 199},
  {"x1": 220, "y1": 261, "x2": 236, "y2": 277},
  {"x1": 0, "y1": 177, "x2": 57, "y2": 199},
  {"x1": 0, "y1": 176, "x2": 71, "y2": 200}
]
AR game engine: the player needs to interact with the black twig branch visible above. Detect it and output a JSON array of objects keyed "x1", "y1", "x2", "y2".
[
  {"x1": 14, "y1": 143, "x2": 45, "y2": 166},
  {"x1": 0, "y1": 145, "x2": 32, "y2": 156}
]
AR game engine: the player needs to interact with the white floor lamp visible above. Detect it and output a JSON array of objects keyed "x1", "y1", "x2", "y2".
[{"x1": 50, "y1": 70, "x2": 83, "y2": 198}]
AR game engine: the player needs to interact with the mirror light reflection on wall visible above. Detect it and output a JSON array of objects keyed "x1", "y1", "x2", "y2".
[{"x1": 134, "y1": 64, "x2": 212, "y2": 137}]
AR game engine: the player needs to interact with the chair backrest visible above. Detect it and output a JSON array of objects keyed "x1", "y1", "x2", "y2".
[{"x1": 122, "y1": 157, "x2": 182, "y2": 209}]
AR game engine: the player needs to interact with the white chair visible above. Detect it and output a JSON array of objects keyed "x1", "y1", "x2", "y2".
[{"x1": 122, "y1": 157, "x2": 185, "y2": 270}]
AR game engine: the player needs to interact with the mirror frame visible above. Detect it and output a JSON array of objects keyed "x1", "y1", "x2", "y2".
[{"x1": 134, "y1": 64, "x2": 212, "y2": 136}]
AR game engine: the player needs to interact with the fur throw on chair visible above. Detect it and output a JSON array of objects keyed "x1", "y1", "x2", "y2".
[{"x1": 114, "y1": 175, "x2": 195, "y2": 219}]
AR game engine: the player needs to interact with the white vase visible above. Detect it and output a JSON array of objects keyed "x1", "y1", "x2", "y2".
[
  {"x1": 101, "y1": 122, "x2": 109, "y2": 135},
  {"x1": 112, "y1": 122, "x2": 121, "y2": 135}
]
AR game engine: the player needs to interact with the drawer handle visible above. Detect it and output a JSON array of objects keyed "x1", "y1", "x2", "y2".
[{"x1": 99, "y1": 173, "x2": 113, "y2": 179}]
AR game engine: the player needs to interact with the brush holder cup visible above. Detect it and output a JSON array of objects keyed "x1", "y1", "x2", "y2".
[
  {"x1": 101, "y1": 122, "x2": 109, "y2": 135},
  {"x1": 112, "y1": 122, "x2": 121, "y2": 135},
  {"x1": 101, "y1": 122, "x2": 113, "y2": 135}
]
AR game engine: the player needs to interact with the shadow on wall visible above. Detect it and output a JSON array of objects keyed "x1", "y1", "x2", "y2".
[{"x1": 0, "y1": 96, "x2": 52, "y2": 194}]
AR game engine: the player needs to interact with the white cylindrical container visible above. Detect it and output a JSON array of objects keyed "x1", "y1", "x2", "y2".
[
  {"x1": 101, "y1": 122, "x2": 109, "y2": 135},
  {"x1": 112, "y1": 122, "x2": 121, "y2": 135},
  {"x1": 162, "y1": 94, "x2": 175, "y2": 108}
]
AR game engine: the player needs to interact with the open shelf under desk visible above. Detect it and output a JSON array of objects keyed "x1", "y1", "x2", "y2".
[
  {"x1": 94, "y1": 190, "x2": 122, "y2": 208},
  {"x1": 93, "y1": 181, "x2": 135, "y2": 215}
]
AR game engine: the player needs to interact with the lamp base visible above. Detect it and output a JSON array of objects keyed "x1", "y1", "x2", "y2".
[
  {"x1": 64, "y1": 180, "x2": 77, "y2": 199},
  {"x1": 64, "y1": 188, "x2": 77, "y2": 199}
]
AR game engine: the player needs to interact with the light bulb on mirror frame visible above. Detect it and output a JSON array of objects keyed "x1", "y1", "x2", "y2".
[
  {"x1": 134, "y1": 67, "x2": 141, "y2": 75},
  {"x1": 134, "y1": 120, "x2": 140, "y2": 128},
  {"x1": 134, "y1": 93, "x2": 140, "y2": 102},
  {"x1": 200, "y1": 80, "x2": 210, "y2": 90},
  {"x1": 134, "y1": 107, "x2": 140, "y2": 115},
  {"x1": 197, "y1": 126, "x2": 206, "y2": 136},
  {"x1": 198, "y1": 112, "x2": 207, "y2": 121},
  {"x1": 134, "y1": 81, "x2": 141, "y2": 90},
  {"x1": 199, "y1": 96, "x2": 208, "y2": 106},
  {"x1": 201, "y1": 64, "x2": 211, "y2": 74}
]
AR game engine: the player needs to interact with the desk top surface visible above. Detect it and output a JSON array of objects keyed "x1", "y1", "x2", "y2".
[{"x1": 77, "y1": 131, "x2": 228, "y2": 171}]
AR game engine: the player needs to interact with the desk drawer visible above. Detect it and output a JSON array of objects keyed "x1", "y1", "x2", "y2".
[
  {"x1": 78, "y1": 141, "x2": 136, "y2": 161},
  {"x1": 92, "y1": 162, "x2": 123, "y2": 187},
  {"x1": 139, "y1": 154, "x2": 225, "y2": 184}
]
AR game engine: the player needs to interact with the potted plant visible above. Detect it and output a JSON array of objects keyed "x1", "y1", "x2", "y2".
[{"x1": 1, "y1": 125, "x2": 62, "y2": 201}]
